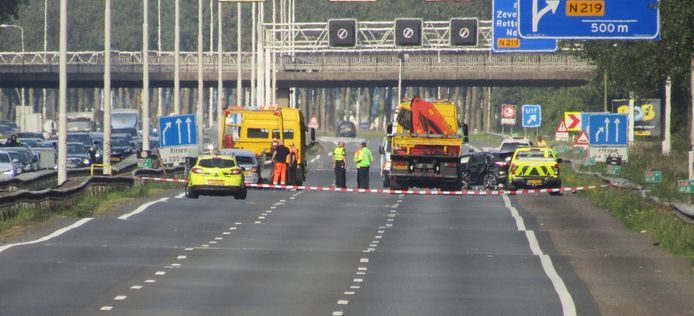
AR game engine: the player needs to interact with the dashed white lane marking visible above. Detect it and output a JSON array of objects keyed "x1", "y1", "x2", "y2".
[
  {"x1": 374, "y1": 235, "x2": 382, "y2": 239},
  {"x1": 201, "y1": 244, "x2": 209, "y2": 247},
  {"x1": 290, "y1": 197, "x2": 296, "y2": 200},
  {"x1": 209, "y1": 241, "x2": 217, "y2": 244},
  {"x1": 266, "y1": 210, "x2": 273, "y2": 213},
  {"x1": 350, "y1": 285, "x2": 360, "y2": 289},
  {"x1": 114, "y1": 296, "x2": 127, "y2": 301},
  {"x1": 171, "y1": 263, "x2": 181, "y2": 267},
  {"x1": 344, "y1": 291, "x2": 355, "y2": 295},
  {"x1": 254, "y1": 221, "x2": 262, "y2": 224},
  {"x1": 100, "y1": 306, "x2": 113, "y2": 311},
  {"x1": 358, "y1": 267, "x2": 367, "y2": 271},
  {"x1": 356, "y1": 272, "x2": 366, "y2": 275},
  {"x1": 502, "y1": 195, "x2": 576, "y2": 316},
  {"x1": 175, "y1": 192, "x2": 185, "y2": 199},
  {"x1": 130, "y1": 285, "x2": 143, "y2": 290},
  {"x1": 119, "y1": 197, "x2": 169, "y2": 220},
  {"x1": 377, "y1": 230, "x2": 385, "y2": 233},
  {"x1": 258, "y1": 216, "x2": 266, "y2": 219},
  {"x1": 229, "y1": 227, "x2": 237, "y2": 230},
  {"x1": 145, "y1": 279, "x2": 156, "y2": 283},
  {"x1": 177, "y1": 255, "x2": 187, "y2": 260},
  {"x1": 280, "y1": 199, "x2": 286, "y2": 202},
  {"x1": 353, "y1": 278, "x2": 363, "y2": 283},
  {"x1": 360, "y1": 258, "x2": 369, "y2": 263},
  {"x1": 0, "y1": 218, "x2": 93, "y2": 254},
  {"x1": 223, "y1": 232, "x2": 231, "y2": 235},
  {"x1": 184, "y1": 247, "x2": 194, "y2": 251},
  {"x1": 155, "y1": 271, "x2": 166, "y2": 276},
  {"x1": 386, "y1": 224, "x2": 393, "y2": 227},
  {"x1": 270, "y1": 206, "x2": 277, "y2": 209},
  {"x1": 310, "y1": 155, "x2": 321, "y2": 163},
  {"x1": 337, "y1": 300, "x2": 349, "y2": 305},
  {"x1": 372, "y1": 240, "x2": 380, "y2": 244},
  {"x1": 234, "y1": 222, "x2": 242, "y2": 225},
  {"x1": 332, "y1": 311, "x2": 344, "y2": 316},
  {"x1": 215, "y1": 237, "x2": 223, "y2": 240},
  {"x1": 387, "y1": 218, "x2": 394, "y2": 222}
]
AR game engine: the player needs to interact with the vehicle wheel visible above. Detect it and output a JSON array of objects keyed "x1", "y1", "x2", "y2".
[
  {"x1": 549, "y1": 182, "x2": 562, "y2": 196},
  {"x1": 382, "y1": 174, "x2": 390, "y2": 188},
  {"x1": 185, "y1": 186, "x2": 199, "y2": 199},
  {"x1": 234, "y1": 188, "x2": 248, "y2": 200},
  {"x1": 482, "y1": 173, "x2": 498, "y2": 190},
  {"x1": 460, "y1": 172, "x2": 472, "y2": 190},
  {"x1": 390, "y1": 179, "x2": 407, "y2": 190}
]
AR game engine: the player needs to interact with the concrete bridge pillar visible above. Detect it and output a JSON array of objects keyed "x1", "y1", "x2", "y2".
[{"x1": 276, "y1": 88, "x2": 290, "y2": 107}]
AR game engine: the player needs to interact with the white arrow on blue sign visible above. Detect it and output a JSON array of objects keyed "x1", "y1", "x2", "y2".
[
  {"x1": 589, "y1": 113, "x2": 627, "y2": 146},
  {"x1": 518, "y1": 0, "x2": 660, "y2": 40},
  {"x1": 521, "y1": 104, "x2": 542, "y2": 128},
  {"x1": 159, "y1": 114, "x2": 198, "y2": 148},
  {"x1": 492, "y1": 0, "x2": 557, "y2": 53}
]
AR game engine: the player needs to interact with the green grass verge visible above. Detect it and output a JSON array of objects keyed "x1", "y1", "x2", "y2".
[
  {"x1": 562, "y1": 166, "x2": 694, "y2": 262},
  {"x1": 0, "y1": 182, "x2": 180, "y2": 237}
]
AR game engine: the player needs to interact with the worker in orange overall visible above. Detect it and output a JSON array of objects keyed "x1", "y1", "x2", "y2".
[{"x1": 272, "y1": 140, "x2": 290, "y2": 185}]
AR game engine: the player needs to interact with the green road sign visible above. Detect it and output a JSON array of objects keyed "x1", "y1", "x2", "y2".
[
  {"x1": 137, "y1": 158, "x2": 153, "y2": 169},
  {"x1": 677, "y1": 180, "x2": 694, "y2": 193},
  {"x1": 644, "y1": 171, "x2": 662, "y2": 183},
  {"x1": 584, "y1": 157, "x2": 596, "y2": 166},
  {"x1": 605, "y1": 165, "x2": 622, "y2": 176}
]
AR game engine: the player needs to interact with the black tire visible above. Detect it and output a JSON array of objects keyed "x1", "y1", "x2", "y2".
[
  {"x1": 482, "y1": 173, "x2": 498, "y2": 190},
  {"x1": 460, "y1": 172, "x2": 472, "y2": 190},
  {"x1": 185, "y1": 186, "x2": 199, "y2": 199},
  {"x1": 549, "y1": 182, "x2": 562, "y2": 196},
  {"x1": 390, "y1": 178, "x2": 407, "y2": 190},
  {"x1": 234, "y1": 188, "x2": 248, "y2": 200}
]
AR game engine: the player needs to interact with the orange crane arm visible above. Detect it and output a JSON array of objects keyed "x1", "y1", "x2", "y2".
[{"x1": 409, "y1": 98, "x2": 455, "y2": 135}]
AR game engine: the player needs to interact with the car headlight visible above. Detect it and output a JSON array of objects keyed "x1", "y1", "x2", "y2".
[
  {"x1": 83, "y1": 158, "x2": 91, "y2": 165},
  {"x1": 2, "y1": 169, "x2": 13, "y2": 175},
  {"x1": 95, "y1": 153, "x2": 101, "y2": 158}
]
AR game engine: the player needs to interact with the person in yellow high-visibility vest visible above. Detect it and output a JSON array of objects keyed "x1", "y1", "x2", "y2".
[
  {"x1": 332, "y1": 141, "x2": 347, "y2": 188},
  {"x1": 353, "y1": 140, "x2": 373, "y2": 189}
]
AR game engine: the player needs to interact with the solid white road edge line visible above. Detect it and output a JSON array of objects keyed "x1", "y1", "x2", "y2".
[
  {"x1": 502, "y1": 195, "x2": 576, "y2": 316},
  {"x1": 0, "y1": 218, "x2": 93, "y2": 254},
  {"x1": 118, "y1": 197, "x2": 169, "y2": 220}
]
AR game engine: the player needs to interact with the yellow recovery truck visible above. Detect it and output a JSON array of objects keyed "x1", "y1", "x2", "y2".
[
  {"x1": 219, "y1": 107, "x2": 315, "y2": 185},
  {"x1": 381, "y1": 98, "x2": 468, "y2": 190}
]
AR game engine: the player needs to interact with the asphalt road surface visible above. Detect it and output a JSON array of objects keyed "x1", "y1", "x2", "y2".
[{"x1": 0, "y1": 136, "x2": 690, "y2": 315}]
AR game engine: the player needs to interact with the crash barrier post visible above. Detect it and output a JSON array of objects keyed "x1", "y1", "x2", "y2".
[{"x1": 90, "y1": 164, "x2": 112, "y2": 176}]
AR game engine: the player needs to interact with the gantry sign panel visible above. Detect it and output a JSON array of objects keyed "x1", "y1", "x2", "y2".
[
  {"x1": 395, "y1": 19, "x2": 423, "y2": 46},
  {"x1": 328, "y1": 19, "x2": 357, "y2": 47},
  {"x1": 450, "y1": 18, "x2": 478, "y2": 46}
]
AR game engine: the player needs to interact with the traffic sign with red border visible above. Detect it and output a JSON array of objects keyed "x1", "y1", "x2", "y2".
[{"x1": 564, "y1": 112, "x2": 582, "y2": 131}]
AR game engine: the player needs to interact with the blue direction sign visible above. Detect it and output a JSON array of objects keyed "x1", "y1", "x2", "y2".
[
  {"x1": 159, "y1": 114, "x2": 198, "y2": 148},
  {"x1": 589, "y1": 113, "x2": 627, "y2": 146},
  {"x1": 492, "y1": 0, "x2": 557, "y2": 53},
  {"x1": 522, "y1": 104, "x2": 542, "y2": 128},
  {"x1": 518, "y1": 0, "x2": 660, "y2": 40}
]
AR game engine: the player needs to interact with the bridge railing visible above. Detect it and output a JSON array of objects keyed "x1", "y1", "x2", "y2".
[{"x1": 0, "y1": 51, "x2": 594, "y2": 73}]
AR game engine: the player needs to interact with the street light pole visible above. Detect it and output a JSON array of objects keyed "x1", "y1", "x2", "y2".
[
  {"x1": 103, "y1": 0, "x2": 112, "y2": 175},
  {"x1": 209, "y1": 0, "x2": 214, "y2": 128},
  {"x1": 43, "y1": 0, "x2": 48, "y2": 121},
  {"x1": 174, "y1": 0, "x2": 181, "y2": 114},
  {"x1": 143, "y1": 0, "x2": 150, "y2": 151},
  {"x1": 251, "y1": 3, "x2": 256, "y2": 107},
  {"x1": 157, "y1": 0, "x2": 163, "y2": 118},
  {"x1": 217, "y1": 0, "x2": 224, "y2": 131},
  {"x1": 197, "y1": 0, "x2": 205, "y2": 149},
  {"x1": 237, "y1": 2, "x2": 242, "y2": 107},
  {"x1": 58, "y1": 0, "x2": 67, "y2": 184}
]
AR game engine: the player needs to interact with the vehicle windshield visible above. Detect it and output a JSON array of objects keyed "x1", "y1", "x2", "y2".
[
  {"x1": 19, "y1": 139, "x2": 40, "y2": 147},
  {"x1": 67, "y1": 134, "x2": 93, "y2": 145},
  {"x1": 67, "y1": 120, "x2": 93, "y2": 131},
  {"x1": 236, "y1": 156, "x2": 256, "y2": 165},
  {"x1": 113, "y1": 128, "x2": 138, "y2": 137},
  {"x1": 198, "y1": 158, "x2": 235, "y2": 168},
  {"x1": 501, "y1": 142, "x2": 528, "y2": 152},
  {"x1": 67, "y1": 144, "x2": 87, "y2": 154},
  {"x1": 0, "y1": 153, "x2": 10, "y2": 163},
  {"x1": 112, "y1": 137, "x2": 130, "y2": 147},
  {"x1": 7, "y1": 152, "x2": 19, "y2": 160},
  {"x1": 516, "y1": 150, "x2": 554, "y2": 159}
]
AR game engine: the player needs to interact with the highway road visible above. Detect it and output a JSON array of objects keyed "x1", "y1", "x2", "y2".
[{"x1": 0, "y1": 138, "x2": 691, "y2": 315}]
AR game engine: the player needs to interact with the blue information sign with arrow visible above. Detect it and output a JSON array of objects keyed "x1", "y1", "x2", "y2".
[
  {"x1": 588, "y1": 113, "x2": 627, "y2": 146},
  {"x1": 518, "y1": 0, "x2": 660, "y2": 40},
  {"x1": 522, "y1": 104, "x2": 542, "y2": 128},
  {"x1": 492, "y1": 0, "x2": 557, "y2": 53},
  {"x1": 159, "y1": 114, "x2": 198, "y2": 148}
]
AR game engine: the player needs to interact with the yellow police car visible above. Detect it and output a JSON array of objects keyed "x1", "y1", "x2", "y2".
[
  {"x1": 185, "y1": 153, "x2": 247, "y2": 199},
  {"x1": 508, "y1": 147, "x2": 562, "y2": 193}
]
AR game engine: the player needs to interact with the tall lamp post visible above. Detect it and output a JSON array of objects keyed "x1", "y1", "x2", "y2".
[{"x1": 0, "y1": 24, "x2": 25, "y2": 129}]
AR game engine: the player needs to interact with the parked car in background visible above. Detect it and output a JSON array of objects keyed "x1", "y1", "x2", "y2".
[
  {"x1": 0, "y1": 151, "x2": 19, "y2": 177},
  {"x1": 66, "y1": 142, "x2": 92, "y2": 168},
  {"x1": 499, "y1": 137, "x2": 532, "y2": 153},
  {"x1": 336, "y1": 121, "x2": 357, "y2": 138},
  {"x1": 3, "y1": 151, "x2": 23, "y2": 175},
  {"x1": 220, "y1": 149, "x2": 260, "y2": 184},
  {"x1": 110, "y1": 134, "x2": 134, "y2": 162},
  {"x1": 5, "y1": 147, "x2": 37, "y2": 172}
]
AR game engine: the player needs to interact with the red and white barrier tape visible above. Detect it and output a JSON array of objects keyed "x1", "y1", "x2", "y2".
[{"x1": 133, "y1": 176, "x2": 608, "y2": 196}]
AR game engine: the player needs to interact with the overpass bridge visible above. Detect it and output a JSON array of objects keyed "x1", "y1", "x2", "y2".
[
  {"x1": 0, "y1": 20, "x2": 595, "y2": 88},
  {"x1": 0, "y1": 51, "x2": 593, "y2": 88}
]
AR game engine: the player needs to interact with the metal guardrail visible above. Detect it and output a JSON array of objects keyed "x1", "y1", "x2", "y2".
[
  {"x1": 0, "y1": 51, "x2": 594, "y2": 74},
  {"x1": 0, "y1": 166, "x2": 185, "y2": 221}
]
